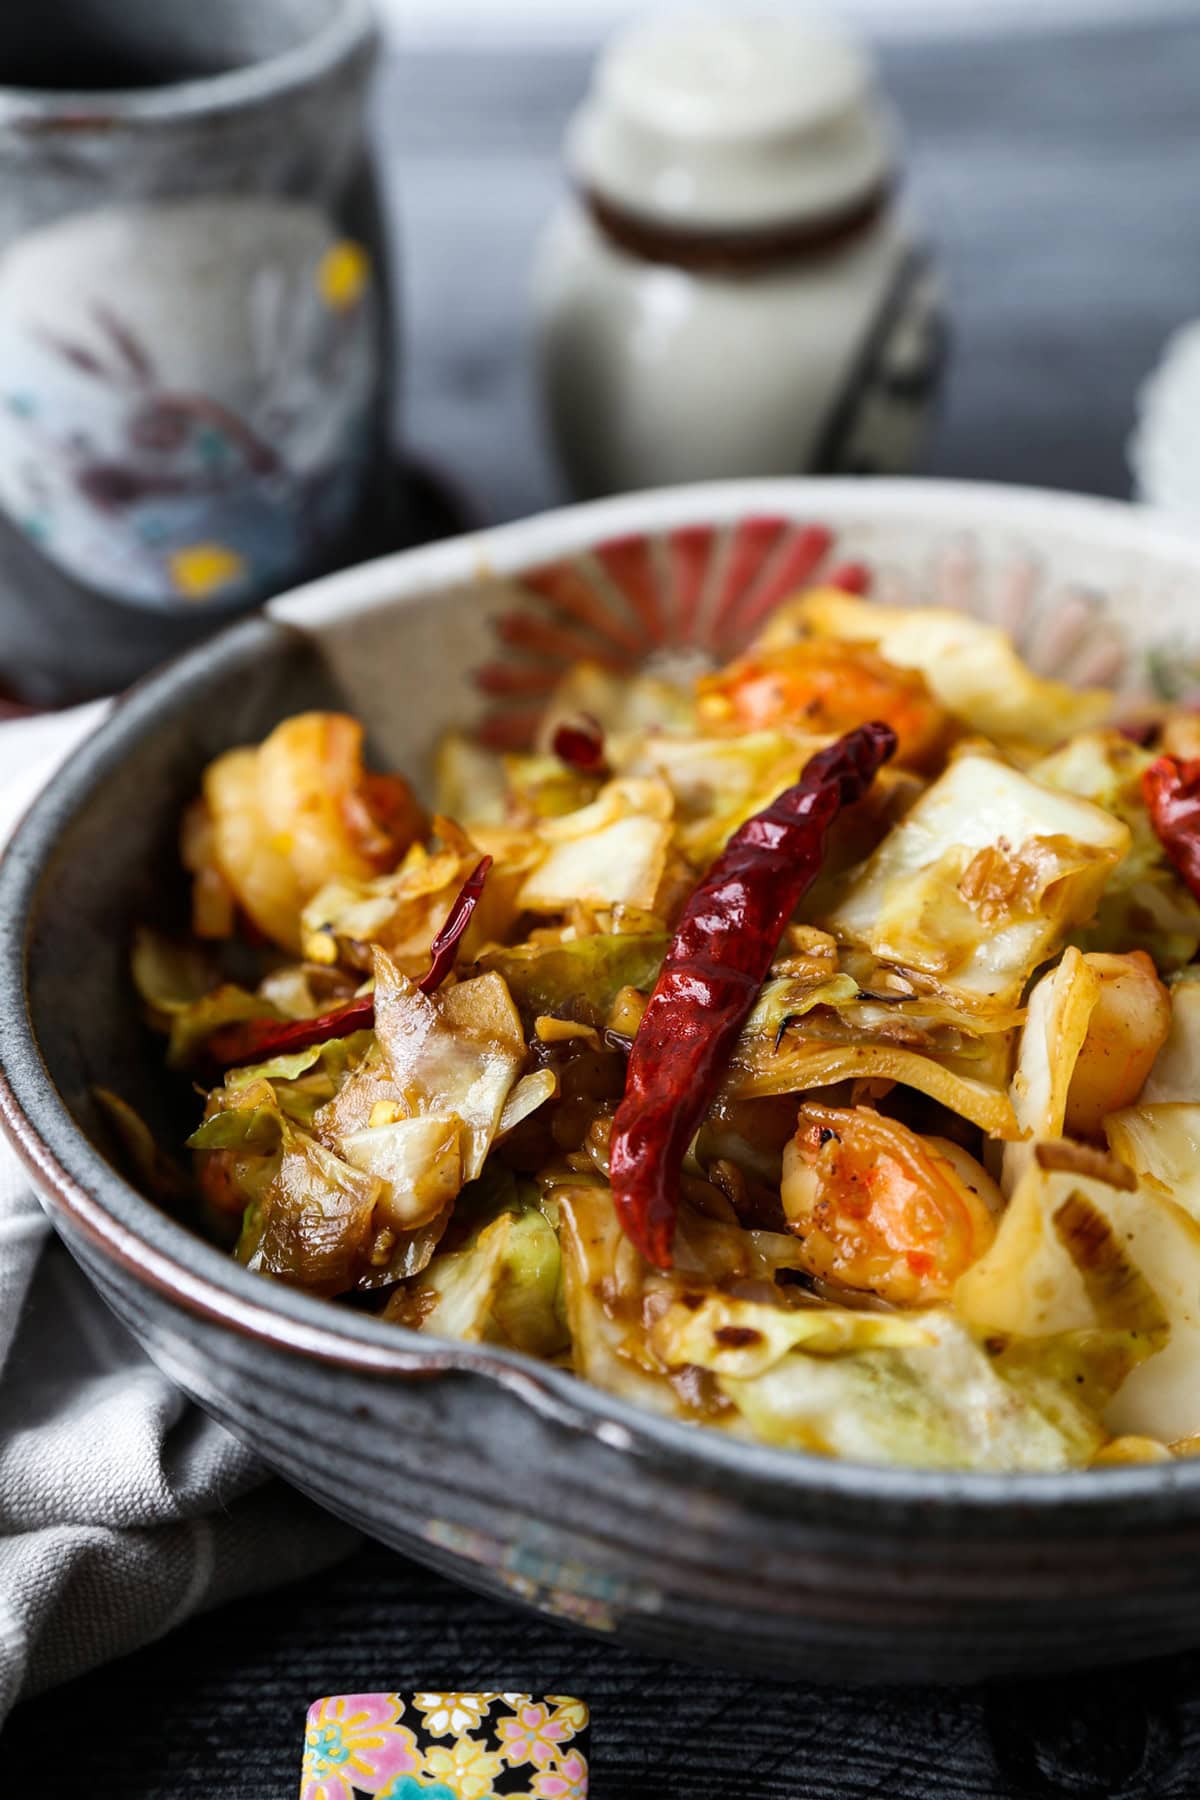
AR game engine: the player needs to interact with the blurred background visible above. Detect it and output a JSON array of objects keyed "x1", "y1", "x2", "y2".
[
  {"x1": 367, "y1": 0, "x2": 1198, "y2": 518},
  {"x1": 386, "y1": 0, "x2": 1191, "y2": 41},
  {"x1": 3, "y1": 0, "x2": 1198, "y2": 703}
]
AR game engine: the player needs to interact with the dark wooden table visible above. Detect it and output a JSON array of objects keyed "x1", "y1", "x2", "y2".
[{"x1": 9, "y1": 14, "x2": 1200, "y2": 1796}]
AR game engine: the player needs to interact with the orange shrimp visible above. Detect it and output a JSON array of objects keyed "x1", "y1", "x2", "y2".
[
  {"x1": 1064, "y1": 950, "x2": 1172, "y2": 1139},
  {"x1": 191, "y1": 713, "x2": 424, "y2": 951},
  {"x1": 781, "y1": 1103, "x2": 999, "y2": 1307},
  {"x1": 696, "y1": 641, "x2": 952, "y2": 769}
]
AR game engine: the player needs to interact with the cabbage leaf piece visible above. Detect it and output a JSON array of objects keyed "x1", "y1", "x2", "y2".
[
  {"x1": 207, "y1": 1031, "x2": 373, "y2": 1132},
  {"x1": 555, "y1": 1183, "x2": 701, "y2": 1421},
  {"x1": 434, "y1": 731, "x2": 509, "y2": 827},
  {"x1": 651, "y1": 1293, "x2": 936, "y2": 1378},
  {"x1": 724, "y1": 974, "x2": 1019, "y2": 1138},
  {"x1": 1002, "y1": 947, "x2": 1100, "y2": 1193},
  {"x1": 235, "y1": 1119, "x2": 382, "y2": 1297},
  {"x1": 1033, "y1": 731, "x2": 1200, "y2": 969},
  {"x1": 497, "y1": 1068, "x2": 559, "y2": 1137},
  {"x1": 518, "y1": 778, "x2": 675, "y2": 914},
  {"x1": 367, "y1": 947, "x2": 526, "y2": 1184},
  {"x1": 224, "y1": 1047, "x2": 324, "y2": 1089},
  {"x1": 340, "y1": 1115, "x2": 463, "y2": 1231},
  {"x1": 823, "y1": 754, "x2": 1129, "y2": 1011},
  {"x1": 392, "y1": 1205, "x2": 567, "y2": 1358},
  {"x1": 93, "y1": 1087, "x2": 190, "y2": 1204},
  {"x1": 300, "y1": 821, "x2": 532, "y2": 974},
  {"x1": 189, "y1": 1102, "x2": 285, "y2": 1155},
  {"x1": 763, "y1": 591, "x2": 1113, "y2": 745},
  {"x1": 477, "y1": 931, "x2": 668, "y2": 1029},
  {"x1": 131, "y1": 927, "x2": 218, "y2": 1029},
  {"x1": 536, "y1": 659, "x2": 696, "y2": 744},
  {"x1": 625, "y1": 729, "x2": 826, "y2": 864},
  {"x1": 1106, "y1": 1104, "x2": 1200, "y2": 1226},
  {"x1": 167, "y1": 984, "x2": 283, "y2": 1070},
  {"x1": 1141, "y1": 979, "x2": 1200, "y2": 1103},
  {"x1": 955, "y1": 1158, "x2": 1200, "y2": 1443},
  {"x1": 716, "y1": 1310, "x2": 1113, "y2": 1469}
]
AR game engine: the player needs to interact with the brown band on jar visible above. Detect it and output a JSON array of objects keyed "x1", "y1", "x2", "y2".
[{"x1": 584, "y1": 179, "x2": 892, "y2": 274}]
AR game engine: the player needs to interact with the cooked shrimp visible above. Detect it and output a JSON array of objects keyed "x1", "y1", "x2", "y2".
[
  {"x1": 1064, "y1": 950, "x2": 1171, "y2": 1139},
  {"x1": 696, "y1": 640, "x2": 952, "y2": 768},
  {"x1": 781, "y1": 1103, "x2": 1000, "y2": 1306},
  {"x1": 194, "y1": 713, "x2": 424, "y2": 951}
]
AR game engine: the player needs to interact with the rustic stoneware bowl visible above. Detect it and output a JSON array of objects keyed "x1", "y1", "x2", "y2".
[{"x1": 5, "y1": 478, "x2": 1200, "y2": 1685}]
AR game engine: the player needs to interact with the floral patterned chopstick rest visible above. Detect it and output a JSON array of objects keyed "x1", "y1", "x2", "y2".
[{"x1": 301, "y1": 1692, "x2": 589, "y2": 1800}]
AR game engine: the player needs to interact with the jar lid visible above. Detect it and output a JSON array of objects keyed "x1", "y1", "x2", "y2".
[{"x1": 568, "y1": 8, "x2": 895, "y2": 232}]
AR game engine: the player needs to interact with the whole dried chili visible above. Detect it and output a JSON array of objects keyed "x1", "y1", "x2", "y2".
[
  {"x1": 204, "y1": 856, "x2": 493, "y2": 1070},
  {"x1": 609, "y1": 722, "x2": 897, "y2": 1267},
  {"x1": 1143, "y1": 755, "x2": 1200, "y2": 899}
]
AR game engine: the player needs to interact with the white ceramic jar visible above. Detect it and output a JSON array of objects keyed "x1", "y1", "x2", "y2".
[{"x1": 534, "y1": 9, "x2": 945, "y2": 497}]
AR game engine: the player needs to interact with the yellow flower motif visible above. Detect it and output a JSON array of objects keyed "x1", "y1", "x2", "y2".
[
  {"x1": 547, "y1": 1696, "x2": 589, "y2": 1735},
  {"x1": 412, "y1": 1692, "x2": 492, "y2": 1737},
  {"x1": 425, "y1": 1734, "x2": 504, "y2": 1800},
  {"x1": 318, "y1": 239, "x2": 370, "y2": 311},
  {"x1": 169, "y1": 542, "x2": 246, "y2": 599}
]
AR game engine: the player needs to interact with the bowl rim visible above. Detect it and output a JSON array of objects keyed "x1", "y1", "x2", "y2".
[
  {"x1": 0, "y1": 0, "x2": 376, "y2": 131},
  {"x1": 7, "y1": 472, "x2": 1200, "y2": 1521}
]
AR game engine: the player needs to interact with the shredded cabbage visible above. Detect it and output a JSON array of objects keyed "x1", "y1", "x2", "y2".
[
  {"x1": 824, "y1": 754, "x2": 1129, "y2": 1008},
  {"x1": 129, "y1": 597, "x2": 1200, "y2": 1472}
]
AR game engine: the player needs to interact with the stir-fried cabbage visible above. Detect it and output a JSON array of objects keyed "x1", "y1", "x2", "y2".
[
  {"x1": 556, "y1": 1182, "x2": 696, "y2": 1419},
  {"x1": 1003, "y1": 948, "x2": 1099, "y2": 1192},
  {"x1": 389, "y1": 1193, "x2": 567, "y2": 1358},
  {"x1": 477, "y1": 931, "x2": 668, "y2": 1029},
  {"x1": 717, "y1": 1312, "x2": 1114, "y2": 1470},
  {"x1": 1142, "y1": 976, "x2": 1200, "y2": 1102},
  {"x1": 824, "y1": 754, "x2": 1129, "y2": 1009},
  {"x1": 369, "y1": 949, "x2": 526, "y2": 1183},
  {"x1": 1034, "y1": 732, "x2": 1200, "y2": 968},
  {"x1": 955, "y1": 1159, "x2": 1200, "y2": 1442},
  {"x1": 518, "y1": 777, "x2": 677, "y2": 913},
  {"x1": 764, "y1": 590, "x2": 1114, "y2": 746},
  {"x1": 301, "y1": 819, "x2": 531, "y2": 974},
  {"x1": 126, "y1": 582, "x2": 1200, "y2": 1474}
]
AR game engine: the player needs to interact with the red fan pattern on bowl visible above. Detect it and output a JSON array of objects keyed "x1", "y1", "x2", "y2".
[
  {"x1": 470, "y1": 513, "x2": 1137, "y2": 750},
  {"x1": 471, "y1": 515, "x2": 876, "y2": 748}
]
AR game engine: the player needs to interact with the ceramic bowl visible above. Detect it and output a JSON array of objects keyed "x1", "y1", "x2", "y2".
[{"x1": 6, "y1": 477, "x2": 1200, "y2": 1686}]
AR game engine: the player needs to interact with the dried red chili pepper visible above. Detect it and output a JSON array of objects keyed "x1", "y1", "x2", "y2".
[
  {"x1": 205, "y1": 856, "x2": 492, "y2": 1070},
  {"x1": 204, "y1": 992, "x2": 377, "y2": 1072},
  {"x1": 1144, "y1": 755, "x2": 1200, "y2": 900},
  {"x1": 420, "y1": 854, "x2": 493, "y2": 991},
  {"x1": 552, "y1": 712, "x2": 608, "y2": 774},
  {"x1": 609, "y1": 722, "x2": 897, "y2": 1267}
]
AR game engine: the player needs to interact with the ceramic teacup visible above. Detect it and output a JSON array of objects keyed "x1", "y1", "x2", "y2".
[{"x1": 0, "y1": 0, "x2": 393, "y2": 703}]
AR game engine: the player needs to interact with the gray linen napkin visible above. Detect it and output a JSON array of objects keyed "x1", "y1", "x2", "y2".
[{"x1": 0, "y1": 708, "x2": 356, "y2": 1723}]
